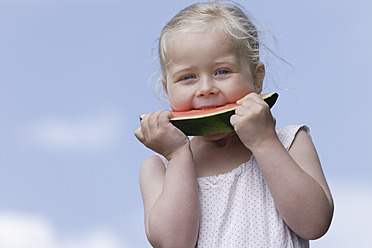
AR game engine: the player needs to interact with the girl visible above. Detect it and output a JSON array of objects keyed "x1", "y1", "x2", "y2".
[{"x1": 135, "y1": 1, "x2": 333, "y2": 247}]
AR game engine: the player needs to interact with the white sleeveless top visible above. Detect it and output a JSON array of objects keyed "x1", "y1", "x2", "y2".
[{"x1": 160, "y1": 125, "x2": 309, "y2": 247}]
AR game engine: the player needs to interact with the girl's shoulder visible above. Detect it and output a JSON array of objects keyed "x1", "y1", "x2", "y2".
[
  {"x1": 139, "y1": 155, "x2": 167, "y2": 183},
  {"x1": 276, "y1": 124, "x2": 309, "y2": 151},
  {"x1": 141, "y1": 154, "x2": 166, "y2": 169}
]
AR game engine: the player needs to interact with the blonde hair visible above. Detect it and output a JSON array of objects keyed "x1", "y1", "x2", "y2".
[{"x1": 159, "y1": 1, "x2": 260, "y2": 79}]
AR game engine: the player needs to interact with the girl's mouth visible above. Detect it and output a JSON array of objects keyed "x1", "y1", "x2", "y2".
[{"x1": 193, "y1": 104, "x2": 224, "y2": 110}]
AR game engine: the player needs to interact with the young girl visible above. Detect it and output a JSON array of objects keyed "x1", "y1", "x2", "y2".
[{"x1": 135, "y1": 1, "x2": 333, "y2": 247}]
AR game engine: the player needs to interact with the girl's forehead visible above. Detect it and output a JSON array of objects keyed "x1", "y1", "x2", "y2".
[{"x1": 160, "y1": 27, "x2": 253, "y2": 75}]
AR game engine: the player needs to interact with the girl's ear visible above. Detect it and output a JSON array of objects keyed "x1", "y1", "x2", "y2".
[
  {"x1": 162, "y1": 78, "x2": 168, "y2": 94},
  {"x1": 253, "y1": 63, "x2": 265, "y2": 93}
]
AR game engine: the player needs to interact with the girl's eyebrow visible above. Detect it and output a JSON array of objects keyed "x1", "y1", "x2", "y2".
[
  {"x1": 214, "y1": 61, "x2": 239, "y2": 68},
  {"x1": 170, "y1": 66, "x2": 194, "y2": 81}
]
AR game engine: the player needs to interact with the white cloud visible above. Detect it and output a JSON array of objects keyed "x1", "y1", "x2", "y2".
[
  {"x1": 0, "y1": 212, "x2": 126, "y2": 248},
  {"x1": 0, "y1": 212, "x2": 54, "y2": 248},
  {"x1": 20, "y1": 111, "x2": 122, "y2": 152},
  {"x1": 311, "y1": 181, "x2": 372, "y2": 248}
]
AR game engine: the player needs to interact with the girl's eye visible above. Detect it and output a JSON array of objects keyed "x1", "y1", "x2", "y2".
[
  {"x1": 216, "y1": 69, "x2": 230, "y2": 75},
  {"x1": 181, "y1": 75, "x2": 196, "y2": 81}
]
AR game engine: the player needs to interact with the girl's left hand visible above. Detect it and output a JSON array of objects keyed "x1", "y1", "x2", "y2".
[{"x1": 230, "y1": 92, "x2": 277, "y2": 150}]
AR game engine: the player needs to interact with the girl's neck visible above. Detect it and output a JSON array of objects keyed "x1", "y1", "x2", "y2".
[
  {"x1": 191, "y1": 131, "x2": 244, "y2": 149},
  {"x1": 190, "y1": 132, "x2": 253, "y2": 178}
]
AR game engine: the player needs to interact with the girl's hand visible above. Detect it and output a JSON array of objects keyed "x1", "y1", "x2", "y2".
[
  {"x1": 230, "y1": 93, "x2": 277, "y2": 150},
  {"x1": 134, "y1": 111, "x2": 190, "y2": 160}
]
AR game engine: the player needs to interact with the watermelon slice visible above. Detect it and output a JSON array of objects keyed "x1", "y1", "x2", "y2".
[{"x1": 140, "y1": 92, "x2": 278, "y2": 136}]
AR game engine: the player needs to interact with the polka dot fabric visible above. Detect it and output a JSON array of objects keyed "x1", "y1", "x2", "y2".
[{"x1": 160, "y1": 125, "x2": 309, "y2": 247}]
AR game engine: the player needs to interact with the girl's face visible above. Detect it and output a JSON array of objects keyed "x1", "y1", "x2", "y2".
[{"x1": 164, "y1": 29, "x2": 263, "y2": 112}]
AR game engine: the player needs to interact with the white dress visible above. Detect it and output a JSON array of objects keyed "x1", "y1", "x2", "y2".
[{"x1": 160, "y1": 125, "x2": 310, "y2": 248}]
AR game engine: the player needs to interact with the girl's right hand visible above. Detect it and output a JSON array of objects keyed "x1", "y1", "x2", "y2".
[{"x1": 134, "y1": 111, "x2": 190, "y2": 160}]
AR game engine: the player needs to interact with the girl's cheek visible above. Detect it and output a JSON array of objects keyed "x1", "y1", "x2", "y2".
[
  {"x1": 168, "y1": 92, "x2": 192, "y2": 111},
  {"x1": 169, "y1": 99, "x2": 186, "y2": 111}
]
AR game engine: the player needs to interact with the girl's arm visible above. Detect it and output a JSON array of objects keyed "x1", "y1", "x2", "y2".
[
  {"x1": 251, "y1": 129, "x2": 333, "y2": 240},
  {"x1": 231, "y1": 93, "x2": 333, "y2": 240},
  {"x1": 135, "y1": 111, "x2": 199, "y2": 248}
]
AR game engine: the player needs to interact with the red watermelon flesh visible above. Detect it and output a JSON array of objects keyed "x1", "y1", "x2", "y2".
[{"x1": 170, "y1": 92, "x2": 276, "y2": 120}]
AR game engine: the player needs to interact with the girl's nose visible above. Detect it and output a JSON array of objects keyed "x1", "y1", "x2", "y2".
[{"x1": 196, "y1": 77, "x2": 219, "y2": 97}]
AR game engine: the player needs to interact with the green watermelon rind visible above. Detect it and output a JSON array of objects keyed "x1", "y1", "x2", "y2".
[{"x1": 171, "y1": 109, "x2": 236, "y2": 136}]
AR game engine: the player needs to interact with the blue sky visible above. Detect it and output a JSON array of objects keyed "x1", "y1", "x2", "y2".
[{"x1": 0, "y1": 0, "x2": 371, "y2": 247}]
